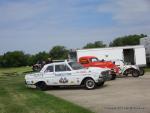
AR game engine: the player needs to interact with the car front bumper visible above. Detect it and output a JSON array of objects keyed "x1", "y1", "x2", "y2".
[
  {"x1": 26, "y1": 84, "x2": 36, "y2": 88},
  {"x1": 25, "y1": 81, "x2": 36, "y2": 88},
  {"x1": 97, "y1": 77, "x2": 105, "y2": 83}
]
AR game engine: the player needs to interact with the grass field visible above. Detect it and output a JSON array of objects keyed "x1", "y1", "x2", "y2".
[
  {"x1": 144, "y1": 67, "x2": 150, "y2": 72},
  {"x1": 0, "y1": 67, "x2": 93, "y2": 113}
]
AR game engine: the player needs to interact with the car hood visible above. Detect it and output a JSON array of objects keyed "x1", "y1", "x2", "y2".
[
  {"x1": 87, "y1": 67, "x2": 110, "y2": 72},
  {"x1": 25, "y1": 72, "x2": 43, "y2": 79},
  {"x1": 91, "y1": 61, "x2": 116, "y2": 68},
  {"x1": 75, "y1": 67, "x2": 110, "y2": 74}
]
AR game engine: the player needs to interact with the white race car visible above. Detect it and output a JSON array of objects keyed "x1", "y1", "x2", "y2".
[
  {"x1": 25, "y1": 60, "x2": 111, "y2": 90},
  {"x1": 114, "y1": 60, "x2": 144, "y2": 77}
]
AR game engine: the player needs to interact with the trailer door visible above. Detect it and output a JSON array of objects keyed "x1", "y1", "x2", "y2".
[
  {"x1": 134, "y1": 48, "x2": 146, "y2": 66},
  {"x1": 123, "y1": 49, "x2": 135, "y2": 65}
]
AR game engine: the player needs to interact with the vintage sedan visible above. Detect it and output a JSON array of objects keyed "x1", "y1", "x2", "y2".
[{"x1": 25, "y1": 60, "x2": 111, "y2": 90}]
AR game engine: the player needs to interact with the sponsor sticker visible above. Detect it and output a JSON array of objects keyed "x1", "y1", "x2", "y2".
[{"x1": 59, "y1": 77, "x2": 69, "y2": 83}]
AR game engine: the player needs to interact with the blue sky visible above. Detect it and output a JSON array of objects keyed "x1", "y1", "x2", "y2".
[{"x1": 0, "y1": 0, "x2": 150, "y2": 54}]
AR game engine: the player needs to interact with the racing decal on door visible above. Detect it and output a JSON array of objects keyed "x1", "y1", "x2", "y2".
[{"x1": 59, "y1": 77, "x2": 68, "y2": 83}]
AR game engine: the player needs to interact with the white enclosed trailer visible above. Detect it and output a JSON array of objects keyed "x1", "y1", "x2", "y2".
[{"x1": 76, "y1": 45, "x2": 146, "y2": 67}]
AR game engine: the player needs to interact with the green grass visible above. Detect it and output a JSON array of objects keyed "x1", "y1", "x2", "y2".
[
  {"x1": 144, "y1": 67, "x2": 150, "y2": 72},
  {"x1": 0, "y1": 66, "x2": 32, "y2": 77},
  {"x1": 0, "y1": 67, "x2": 93, "y2": 113}
]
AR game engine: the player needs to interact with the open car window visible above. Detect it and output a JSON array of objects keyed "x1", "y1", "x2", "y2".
[
  {"x1": 79, "y1": 58, "x2": 89, "y2": 64},
  {"x1": 90, "y1": 58, "x2": 99, "y2": 62}
]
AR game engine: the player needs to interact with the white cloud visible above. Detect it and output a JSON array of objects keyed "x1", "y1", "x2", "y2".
[
  {"x1": 97, "y1": 0, "x2": 150, "y2": 25},
  {"x1": 0, "y1": 0, "x2": 150, "y2": 54}
]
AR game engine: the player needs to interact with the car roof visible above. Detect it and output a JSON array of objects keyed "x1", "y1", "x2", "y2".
[
  {"x1": 40, "y1": 61, "x2": 69, "y2": 72},
  {"x1": 44, "y1": 60, "x2": 76, "y2": 67},
  {"x1": 45, "y1": 62, "x2": 66, "y2": 66},
  {"x1": 79, "y1": 56, "x2": 97, "y2": 59}
]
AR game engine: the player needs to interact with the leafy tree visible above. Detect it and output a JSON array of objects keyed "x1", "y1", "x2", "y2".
[
  {"x1": 83, "y1": 41, "x2": 106, "y2": 49},
  {"x1": 25, "y1": 54, "x2": 35, "y2": 66},
  {"x1": 49, "y1": 46, "x2": 69, "y2": 60},
  {"x1": 33, "y1": 52, "x2": 50, "y2": 64},
  {"x1": 0, "y1": 55, "x2": 3, "y2": 67},
  {"x1": 0, "y1": 51, "x2": 50, "y2": 67},
  {"x1": 2, "y1": 51, "x2": 28, "y2": 67},
  {"x1": 109, "y1": 34, "x2": 147, "y2": 47}
]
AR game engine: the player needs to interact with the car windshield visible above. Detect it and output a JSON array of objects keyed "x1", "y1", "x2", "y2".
[{"x1": 68, "y1": 62, "x2": 84, "y2": 70}]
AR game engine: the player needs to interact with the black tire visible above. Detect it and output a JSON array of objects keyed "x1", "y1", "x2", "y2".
[
  {"x1": 139, "y1": 68, "x2": 145, "y2": 76},
  {"x1": 84, "y1": 78, "x2": 96, "y2": 90},
  {"x1": 111, "y1": 74, "x2": 116, "y2": 80},
  {"x1": 131, "y1": 69, "x2": 140, "y2": 77},
  {"x1": 36, "y1": 82, "x2": 47, "y2": 91},
  {"x1": 97, "y1": 81, "x2": 104, "y2": 87}
]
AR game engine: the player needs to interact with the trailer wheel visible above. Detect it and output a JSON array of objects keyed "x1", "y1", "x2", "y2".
[{"x1": 131, "y1": 69, "x2": 140, "y2": 77}]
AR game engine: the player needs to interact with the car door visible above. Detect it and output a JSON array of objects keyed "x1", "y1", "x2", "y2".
[
  {"x1": 68, "y1": 62, "x2": 87, "y2": 85},
  {"x1": 43, "y1": 65, "x2": 59, "y2": 85},
  {"x1": 54, "y1": 63, "x2": 73, "y2": 85},
  {"x1": 55, "y1": 64, "x2": 82, "y2": 85}
]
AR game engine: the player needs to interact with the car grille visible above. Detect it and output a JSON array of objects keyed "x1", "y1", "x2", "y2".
[
  {"x1": 101, "y1": 70, "x2": 111, "y2": 80},
  {"x1": 101, "y1": 70, "x2": 110, "y2": 76}
]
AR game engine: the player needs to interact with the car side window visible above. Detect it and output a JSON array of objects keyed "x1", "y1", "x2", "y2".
[
  {"x1": 79, "y1": 59, "x2": 89, "y2": 64},
  {"x1": 55, "y1": 64, "x2": 71, "y2": 72},
  {"x1": 45, "y1": 66, "x2": 53, "y2": 72},
  {"x1": 90, "y1": 58, "x2": 99, "y2": 62}
]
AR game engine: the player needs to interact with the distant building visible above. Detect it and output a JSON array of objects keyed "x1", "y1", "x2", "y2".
[{"x1": 140, "y1": 37, "x2": 150, "y2": 64}]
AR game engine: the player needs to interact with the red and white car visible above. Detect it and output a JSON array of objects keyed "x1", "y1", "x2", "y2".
[{"x1": 78, "y1": 56, "x2": 119, "y2": 80}]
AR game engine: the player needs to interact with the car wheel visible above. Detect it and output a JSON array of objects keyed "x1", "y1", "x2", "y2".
[
  {"x1": 131, "y1": 69, "x2": 140, "y2": 77},
  {"x1": 36, "y1": 82, "x2": 47, "y2": 91},
  {"x1": 111, "y1": 74, "x2": 116, "y2": 80},
  {"x1": 84, "y1": 78, "x2": 96, "y2": 90},
  {"x1": 139, "y1": 68, "x2": 145, "y2": 76}
]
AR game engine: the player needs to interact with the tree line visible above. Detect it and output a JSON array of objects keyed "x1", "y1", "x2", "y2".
[
  {"x1": 0, "y1": 46, "x2": 68, "y2": 67},
  {"x1": 0, "y1": 34, "x2": 147, "y2": 67}
]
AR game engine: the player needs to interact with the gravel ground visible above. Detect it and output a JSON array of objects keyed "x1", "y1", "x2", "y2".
[{"x1": 46, "y1": 73, "x2": 150, "y2": 113}]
